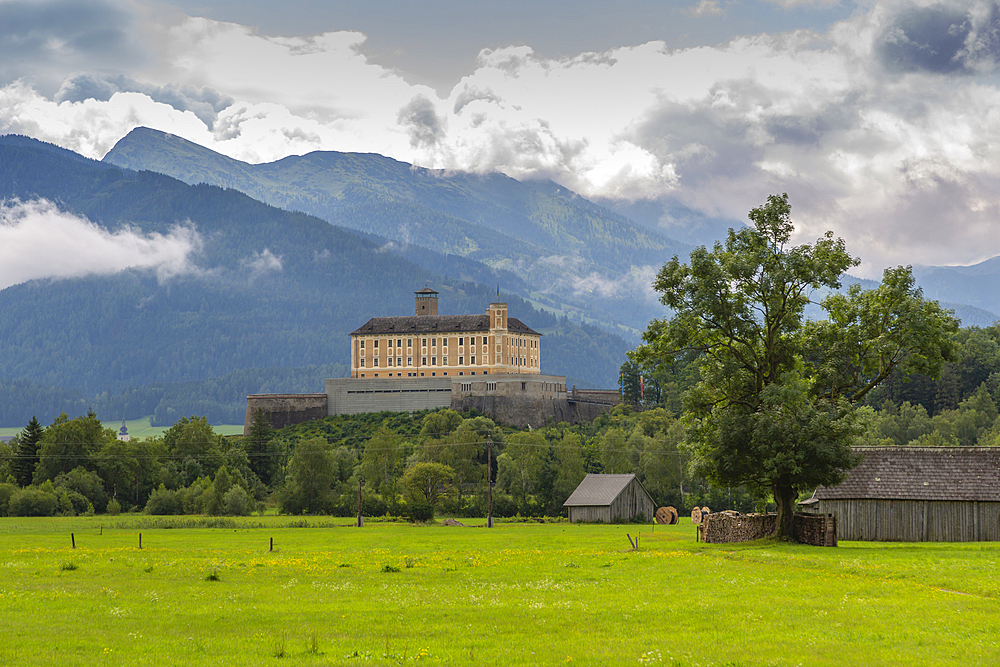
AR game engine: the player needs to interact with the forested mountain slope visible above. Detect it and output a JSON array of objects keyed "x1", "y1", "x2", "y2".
[
  {"x1": 0, "y1": 137, "x2": 629, "y2": 425},
  {"x1": 102, "y1": 127, "x2": 688, "y2": 331}
]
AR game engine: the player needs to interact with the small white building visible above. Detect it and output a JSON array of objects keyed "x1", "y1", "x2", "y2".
[{"x1": 563, "y1": 473, "x2": 655, "y2": 523}]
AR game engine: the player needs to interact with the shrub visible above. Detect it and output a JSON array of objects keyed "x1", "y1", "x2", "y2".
[
  {"x1": 106, "y1": 497, "x2": 122, "y2": 516},
  {"x1": 58, "y1": 489, "x2": 90, "y2": 516},
  {"x1": 8, "y1": 487, "x2": 58, "y2": 516},
  {"x1": 145, "y1": 486, "x2": 183, "y2": 515},
  {"x1": 406, "y1": 502, "x2": 434, "y2": 522},
  {"x1": 0, "y1": 483, "x2": 16, "y2": 517},
  {"x1": 222, "y1": 485, "x2": 251, "y2": 516}
]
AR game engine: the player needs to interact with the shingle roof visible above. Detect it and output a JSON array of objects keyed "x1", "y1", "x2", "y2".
[
  {"x1": 351, "y1": 315, "x2": 539, "y2": 336},
  {"x1": 814, "y1": 447, "x2": 1000, "y2": 502},
  {"x1": 563, "y1": 473, "x2": 646, "y2": 506}
]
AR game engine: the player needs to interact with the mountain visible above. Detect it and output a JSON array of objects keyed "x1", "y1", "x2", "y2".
[
  {"x1": 102, "y1": 127, "x2": 688, "y2": 332},
  {"x1": 913, "y1": 259, "x2": 1000, "y2": 323},
  {"x1": 0, "y1": 136, "x2": 631, "y2": 426}
]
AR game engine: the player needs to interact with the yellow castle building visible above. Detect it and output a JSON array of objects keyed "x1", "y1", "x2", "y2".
[{"x1": 349, "y1": 288, "x2": 541, "y2": 379}]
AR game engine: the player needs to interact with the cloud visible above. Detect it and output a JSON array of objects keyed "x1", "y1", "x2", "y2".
[
  {"x1": 398, "y1": 95, "x2": 445, "y2": 148},
  {"x1": 876, "y1": 0, "x2": 1000, "y2": 74},
  {"x1": 6, "y1": 1, "x2": 1000, "y2": 275},
  {"x1": 240, "y1": 248, "x2": 283, "y2": 281},
  {"x1": 686, "y1": 1, "x2": 727, "y2": 18},
  {"x1": 0, "y1": 199, "x2": 203, "y2": 289}
]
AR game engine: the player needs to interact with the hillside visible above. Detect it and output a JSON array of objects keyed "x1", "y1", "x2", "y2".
[
  {"x1": 102, "y1": 127, "x2": 688, "y2": 331},
  {"x1": 0, "y1": 136, "x2": 631, "y2": 425}
]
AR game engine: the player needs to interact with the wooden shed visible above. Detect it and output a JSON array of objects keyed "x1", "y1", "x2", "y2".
[
  {"x1": 563, "y1": 473, "x2": 655, "y2": 523},
  {"x1": 801, "y1": 447, "x2": 1000, "y2": 542}
]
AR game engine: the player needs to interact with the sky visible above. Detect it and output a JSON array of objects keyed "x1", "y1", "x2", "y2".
[{"x1": 3, "y1": 0, "x2": 1000, "y2": 280}]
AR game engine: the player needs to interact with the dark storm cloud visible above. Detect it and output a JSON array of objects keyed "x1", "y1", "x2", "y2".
[
  {"x1": 877, "y1": 2, "x2": 1000, "y2": 74},
  {"x1": 397, "y1": 95, "x2": 445, "y2": 148},
  {"x1": 55, "y1": 74, "x2": 234, "y2": 129},
  {"x1": 0, "y1": 0, "x2": 145, "y2": 91}
]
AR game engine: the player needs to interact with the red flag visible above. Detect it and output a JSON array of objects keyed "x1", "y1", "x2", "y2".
[{"x1": 640, "y1": 375, "x2": 644, "y2": 399}]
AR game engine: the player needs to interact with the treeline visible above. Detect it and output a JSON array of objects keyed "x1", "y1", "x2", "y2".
[
  {"x1": 623, "y1": 324, "x2": 1000, "y2": 447},
  {"x1": 0, "y1": 406, "x2": 754, "y2": 519}
]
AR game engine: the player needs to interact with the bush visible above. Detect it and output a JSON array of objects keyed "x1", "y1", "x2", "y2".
[
  {"x1": 8, "y1": 487, "x2": 58, "y2": 516},
  {"x1": 106, "y1": 497, "x2": 122, "y2": 515},
  {"x1": 222, "y1": 485, "x2": 251, "y2": 516},
  {"x1": 57, "y1": 489, "x2": 90, "y2": 516},
  {"x1": 0, "y1": 483, "x2": 16, "y2": 517},
  {"x1": 145, "y1": 486, "x2": 183, "y2": 515},
  {"x1": 406, "y1": 502, "x2": 434, "y2": 522},
  {"x1": 491, "y1": 494, "x2": 518, "y2": 518}
]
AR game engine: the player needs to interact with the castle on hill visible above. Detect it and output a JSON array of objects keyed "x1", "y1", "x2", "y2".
[{"x1": 245, "y1": 288, "x2": 618, "y2": 433}]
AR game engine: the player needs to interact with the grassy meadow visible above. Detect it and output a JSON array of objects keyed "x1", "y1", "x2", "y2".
[{"x1": 1, "y1": 516, "x2": 998, "y2": 667}]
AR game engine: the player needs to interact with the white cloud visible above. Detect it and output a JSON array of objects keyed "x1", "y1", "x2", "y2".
[
  {"x1": 0, "y1": 199, "x2": 203, "y2": 289},
  {"x1": 240, "y1": 248, "x2": 283, "y2": 280},
  {"x1": 686, "y1": 1, "x2": 727, "y2": 17},
  {"x1": 5, "y1": 1, "x2": 1000, "y2": 275}
]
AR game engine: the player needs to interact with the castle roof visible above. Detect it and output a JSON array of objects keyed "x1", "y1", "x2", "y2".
[{"x1": 351, "y1": 314, "x2": 540, "y2": 336}]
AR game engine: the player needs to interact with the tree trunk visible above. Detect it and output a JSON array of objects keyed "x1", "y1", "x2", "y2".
[{"x1": 773, "y1": 485, "x2": 796, "y2": 541}]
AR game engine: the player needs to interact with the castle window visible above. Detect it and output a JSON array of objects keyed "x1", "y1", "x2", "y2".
[
  {"x1": 458, "y1": 337, "x2": 464, "y2": 346},
  {"x1": 422, "y1": 338, "x2": 427, "y2": 347},
  {"x1": 388, "y1": 339, "x2": 393, "y2": 348},
  {"x1": 407, "y1": 357, "x2": 412, "y2": 366},
  {"x1": 360, "y1": 358, "x2": 365, "y2": 367},
  {"x1": 432, "y1": 356, "x2": 437, "y2": 365},
  {"x1": 407, "y1": 338, "x2": 412, "y2": 347},
  {"x1": 397, "y1": 357, "x2": 402, "y2": 366},
  {"x1": 387, "y1": 358, "x2": 393, "y2": 366},
  {"x1": 459, "y1": 356, "x2": 464, "y2": 365},
  {"x1": 360, "y1": 340, "x2": 365, "y2": 349},
  {"x1": 471, "y1": 356, "x2": 476, "y2": 365},
  {"x1": 462, "y1": 382, "x2": 471, "y2": 391},
  {"x1": 443, "y1": 356, "x2": 448, "y2": 365},
  {"x1": 374, "y1": 339, "x2": 379, "y2": 348},
  {"x1": 487, "y1": 382, "x2": 497, "y2": 391},
  {"x1": 373, "y1": 358, "x2": 379, "y2": 367},
  {"x1": 397, "y1": 339, "x2": 402, "y2": 347},
  {"x1": 432, "y1": 338, "x2": 437, "y2": 346}
]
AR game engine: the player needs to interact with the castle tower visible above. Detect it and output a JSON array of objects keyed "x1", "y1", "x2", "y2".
[{"x1": 415, "y1": 287, "x2": 439, "y2": 316}]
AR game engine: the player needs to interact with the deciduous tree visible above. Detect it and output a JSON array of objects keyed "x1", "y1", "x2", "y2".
[{"x1": 633, "y1": 194, "x2": 958, "y2": 539}]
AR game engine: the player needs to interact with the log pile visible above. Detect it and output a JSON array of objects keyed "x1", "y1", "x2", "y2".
[
  {"x1": 700, "y1": 512, "x2": 775, "y2": 543},
  {"x1": 700, "y1": 511, "x2": 838, "y2": 546},
  {"x1": 792, "y1": 513, "x2": 837, "y2": 547}
]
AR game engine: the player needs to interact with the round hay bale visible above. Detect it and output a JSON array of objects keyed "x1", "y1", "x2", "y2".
[
  {"x1": 655, "y1": 507, "x2": 673, "y2": 525},
  {"x1": 691, "y1": 508, "x2": 704, "y2": 524}
]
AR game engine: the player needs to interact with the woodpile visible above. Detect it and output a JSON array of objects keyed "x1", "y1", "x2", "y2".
[
  {"x1": 655, "y1": 506, "x2": 678, "y2": 525},
  {"x1": 700, "y1": 511, "x2": 838, "y2": 546}
]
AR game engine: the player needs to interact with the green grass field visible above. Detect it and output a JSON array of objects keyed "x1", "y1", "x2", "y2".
[{"x1": 1, "y1": 517, "x2": 997, "y2": 666}]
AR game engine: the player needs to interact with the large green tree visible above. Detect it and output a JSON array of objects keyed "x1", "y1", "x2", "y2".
[{"x1": 633, "y1": 194, "x2": 958, "y2": 539}]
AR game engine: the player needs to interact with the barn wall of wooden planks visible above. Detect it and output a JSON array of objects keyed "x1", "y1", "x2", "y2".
[{"x1": 820, "y1": 499, "x2": 1000, "y2": 541}]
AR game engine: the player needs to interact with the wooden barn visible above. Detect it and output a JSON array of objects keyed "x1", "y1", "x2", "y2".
[
  {"x1": 801, "y1": 447, "x2": 1000, "y2": 542},
  {"x1": 563, "y1": 473, "x2": 655, "y2": 523}
]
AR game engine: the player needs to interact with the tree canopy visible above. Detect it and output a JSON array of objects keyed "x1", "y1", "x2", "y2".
[{"x1": 632, "y1": 194, "x2": 959, "y2": 539}]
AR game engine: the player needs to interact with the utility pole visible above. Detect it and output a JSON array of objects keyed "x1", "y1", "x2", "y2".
[
  {"x1": 487, "y1": 432, "x2": 494, "y2": 528},
  {"x1": 356, "y1": 477, "x2": 364, "y2": 527}
]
